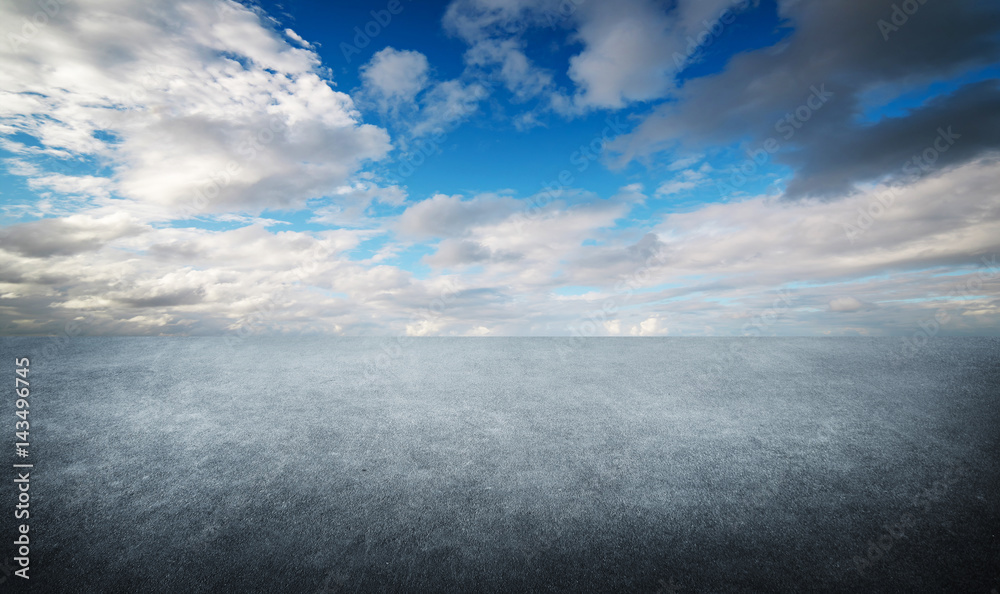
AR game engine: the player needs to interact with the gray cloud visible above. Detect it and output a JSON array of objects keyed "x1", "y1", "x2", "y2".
[
  {"x1": 781, "y1": 80, "x2": 1000, "y2": 198},
  {"x1": 1, "y1": 0, "x2": 998, "y2": 338},
  {"x1": 396, "y1": 193, "x2": 521, "y2": 239},
  {"x1": 0, "y1": 214, "x2": 146, "y2": 257},
  {"x1": 0, "y1": 0, "x2": 392, "y2": 218},
  {"x1": 609, "y1": 0, "x2": 1000, "y2": 198},
  {"x1": 118, "y1": 287, "x2": 207, "y2": 308},
  {"x1": 572, "y1": 232, "x2": 671, "y2": 276},
  {"x1": 424, "y1": 239, "x2": 523, "y2": 268}
]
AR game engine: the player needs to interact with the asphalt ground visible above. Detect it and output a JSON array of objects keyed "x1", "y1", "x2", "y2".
[{"x1": 0, "y1": 337, "x2": 997, "y2": 592}]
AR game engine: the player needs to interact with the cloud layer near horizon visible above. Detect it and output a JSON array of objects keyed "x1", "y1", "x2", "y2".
[{"x1": 1, "y1": 0, "x2": 998, "y2": 339}]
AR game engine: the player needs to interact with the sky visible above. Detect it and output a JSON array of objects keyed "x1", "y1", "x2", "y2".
[{"x1": 0, "y1": 0, "x2": 999, "y2": 338}]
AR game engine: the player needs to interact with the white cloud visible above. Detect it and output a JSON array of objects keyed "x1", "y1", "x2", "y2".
[
  {"x1": 668, "y1": 155, "x2": 704, "y2": 171},
  {"x1": 284, "y1": 28, "x2": 313, "y2": 49},
  {"x1": 568, "y1": 0, "x2": 748, "y2": 109},
  {"x1": 0, "y1": 0, "x2": 391, "y2": 220},
  {"x1": 464, "y1": 37, "x2": 553, "y2": 101},
  {"x1": 0, "y1": 0, "x2": 998, "y2": 339},
  {"x1": 424, "y1": 239, "x2": 522, "y2": 268},
  {"x1": 411, "y1": 79, "x2": 488, "y2": 138},
  {"x1": 443, "y1": 0, "x2": 748, "y2": 113},
  {"x1": 655, "y1": 164, "x2": 712, "y2": 197},
  {"x1": 1, "y1": 159, "x2": 998, "y2": 336},
  {"x1": 361, "y1": 47, "x2": 431, "y2": 108},
  {"x1": 828, "y1": 296, "x2": 873, "y2": 313},
  {"x1": 567, "y1": 0, "x2": 675, "y2": 109},
  {"x1": 359, "y1": 47, "x2": 487, "y2": 141},
  {"x1": 310, "y1": 182, "x2": 408, "y2": 227},
  {"x1": 638, "y1": 158, "x2": 999, "y2": 297},
  {"x1": 406, "y1": 319, "x2": 442, "y2": 336},
  {"x1": 396, "y1": 193, "x2": 521, "y2": 239},
  {"x1": 443, "y1": 0, "x2": 574, "y2": 114},
  {"x1": 630, "y1": 315, "x2": 668, "y2": 336},
  {"x1": 611, "y1": 183, "x2": 647, "y2": 204}
]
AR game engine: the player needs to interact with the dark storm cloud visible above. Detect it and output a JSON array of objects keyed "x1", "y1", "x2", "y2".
[
  {"x1": 782, "y1": 80, "x2": 1000, "y2": 198},
  {"x1": 609, "y1": 0, "x2": 1000, "y2": 199}
]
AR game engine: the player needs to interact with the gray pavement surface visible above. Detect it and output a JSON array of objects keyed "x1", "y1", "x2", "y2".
[{"x1": 0, "y1": 337, "x2": 997, "y2": 592}]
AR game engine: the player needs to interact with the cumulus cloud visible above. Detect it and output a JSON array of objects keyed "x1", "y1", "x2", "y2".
[
  {"x1": 464, "y1": 37, "x2": 554, "y2": 102},
  {"x1": 1, "y1": 0, "x2": 998, "y2": 339},
  {"x1": 360, "y1": 47, "x2": 431, "y2": 110},
  {"x1": 1, "y1": 160, "x2": 998, "y2": 336},
  {"x1": 567, "y1": 0, "x2": 745, "y2": 109},
  {"x1": 444, "y1": 0, "x2": 751, "y2": 113},
  {"x1": 410, "y1": 79, "x2": 488, "y2": 138},
  {"x1": 443, "y1": 0, "x2": 575, "y2": 114},
  {"x1": 646, "y1": 158, "x2": 1000, "y2": 288},
  {"x1": 0, "y1": 220, "x2": 415, "y2": 335},
  {"x1": 0, "y1": 0, "x2": 391, "y2": 219},
  {"x1": 396, "y1": 193, "x2": 521, "y2": 239},
  {"x1": 358, "y1": 47, "x2": 488, "y2": 141},
  {"x1": 630, "y1": 315, "x2": 668, "y2": 336},
  {"x1": 310, "y1": 182, "x2": 408, "y2": 228},
  {"x1": 781, "y1": 81, "x2": 1000, "y2": 198}
]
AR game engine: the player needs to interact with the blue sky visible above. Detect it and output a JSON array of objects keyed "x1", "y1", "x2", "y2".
[{"x1": 0, "y1": 0, "x2": 999, "y2": 338}]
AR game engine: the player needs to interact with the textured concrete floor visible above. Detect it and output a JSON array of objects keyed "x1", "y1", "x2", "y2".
[{"x1": 1, "y1": 337, "x2": 998, "y2": 593}]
